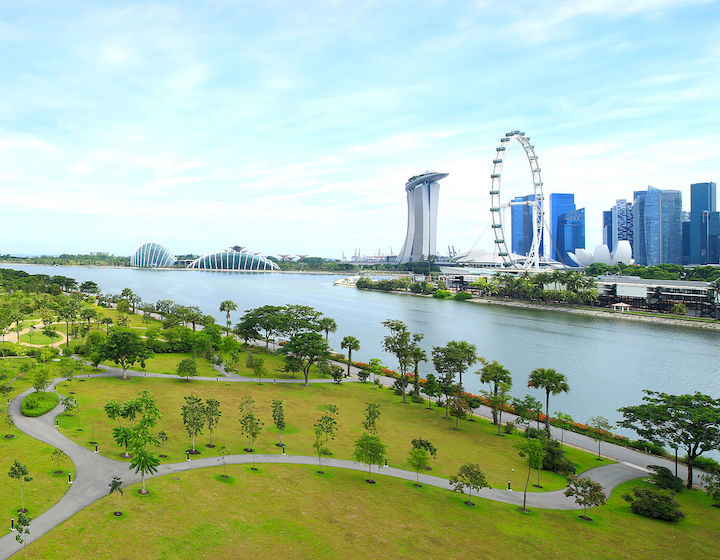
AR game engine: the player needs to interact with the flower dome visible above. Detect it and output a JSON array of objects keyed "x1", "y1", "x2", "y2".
[
  {"x1": 130, "y1": 242, "x2": 177, "y2": 268},
  {"x1": 187, "y1": 249, "x2": 279, "y2": 271}
]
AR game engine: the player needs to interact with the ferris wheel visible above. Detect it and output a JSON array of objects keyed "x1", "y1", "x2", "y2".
[{"x1": 489, "y1": 130, "x2": 545, "y2": 269}]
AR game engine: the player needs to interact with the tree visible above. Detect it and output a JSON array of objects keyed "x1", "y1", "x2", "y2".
[
  {"x1": 477, "y1": 359, "x2": 512, "y2": 425},
  {"x1": 130, "y1": 446, "x2": 159, "y2": 495},
  {"x1": 271, "y1": 400, "x2": 286, "y2": 446},
  {"x1": 382, "y1": 320, "x2": 413, "y2": 403},
  {"x1": 515, "y1": 438, "x2": 544, "y2": 512},
  {"x1": 176, "y1": 358, "x2": 198, "y2": 381},
  {"x1": 353, "y1": 433, "x2": 386, "y2": 483},
  {"x1": 554, "y1": 411, "x2": 574, "y2": 446},
  {"x1": 8, "y1": 460, "x2": 32, "y2": 512},
  {"x1": 219, "y1": 300, "x2": 238, "y2": 334},
  {"x1": 484, "y1": 381, "x2": 511, "y2": 436},
  {"x1": 703, "y1": 472, "x2": 720, "y2": 507},
  {"x1": 587, "y1": 416, "x2": 613, "y2": 461},
  {"x1": 315, "y1": 405, "x2": 339, "y2": 453},
  {"x1": 564, "y1": 475, "x2": 607, "y2": 520},
  {"x1": 436, "y1": 374, "x2": 459, "y2": 419},
  {"x1": 15, "y1": 511, "x2": 31, "y2": 559},
  {"x1": 204, "y1": 398, "x2": 221, "y2": 447},
  {"x1": 408, "y1": 333, "x2": 427, "y2": 396},
  {"x1": 618, "y1": 391, "x2": 720, "y2": 488},
  {"x1": 109, "y1": 476, "x2": 124, "y2": 516},
  {"x1": 528, "y1": 368, "x2": 570, "y2": 432},
  {"x1": 98, "y1": 328, "x2": 152, "y2": 380},
  {"x1": 58, "y1": 299, "x2": 80, "y2": 347},
  {"x1": 449, "y1": 392, "x2": 471, "y2": 429},
  {"x1": 512, "y1": 395, "x2": 544, "y2": 430},
  {"x1": 31, "y1": 368, "x2": 50, "y2": 392},
  {"x1": 80, "y1": 280, "x2": 100, "y2": 294},
  {"x1": 181, "y1": 395, "x2": 205, "y2": 453},
  {"x1": 362, "y1": 403, "x2": 381, "y2": 434},
  {"x1": 408, "y1": 447, "x2": 429, "y2": 486},
  {"x1": 411, "y1": 437, "x2": 437, "y2": 461},
  {"x1": 238, "y1": 305, "x2": 284, "y2": 349},
  {"x1": 312, "y1": 425, "x2": 325, "y2": 472},
  {"x1": 318, "y1": 317, "x2": 337, "y2": 342},
  {"x1": 51, "y1": 449, "x2": 67, "y2": 474},
  {"x1": 252, "y1": 356, "x2": 267, "y2": 384},
  {"x1": 422, "y1": 373, "x2": 440, "y2": 409},
  {"x1": 239, "y1": 400, "x2": 263, "y2": 452},
  {"x1": 280, "y1": 331, "x2": 330, "y2": 385},
  {"x1": 431, "y1": 340, "x2": 477, "y2": 390},
  {"x1": 340, "y1": 335, "x2": 360, "y2": 377},
  {"x1": 448, "y1": 463, "x2": 489, "y2": 506}
]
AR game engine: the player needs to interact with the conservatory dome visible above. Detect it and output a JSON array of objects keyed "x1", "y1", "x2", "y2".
[
  {"x1": 130, "y1": 242, "x2": 177, "y2": 268},
  {"x1": 187, "y1": 249, "x2": 279, "y2": 271}
]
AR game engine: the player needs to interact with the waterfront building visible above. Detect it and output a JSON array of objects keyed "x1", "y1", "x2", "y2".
[
  {"x1": 596, "y1": 275, "x2": 715, "y2": 315},
  {"x1": 548, "y1": 194, "x2": 576, "y2": 262},
  {"x1": 569, "y1": 240, "x2": 633, "y2": 266},
  {"x1": 689, "y1": 182, "x2": 719, "y2": 264},
  {"x1": 511, "y1": 194, "x2": 538, "y2": 256},
  {"x1": 555, "y1": 207, "x2": 585, "y2": 266},
  {"x1": 396, "y1": 171, "x2": 448, "y2": 264},
  {"x1": 632, "y1": 186, "x2": 682, "y2": 266},
  {"x1": 130, "y1": 242, "x2": 177, "y2": 268},
  {"x1": 187, "y1": 248, "x2": 279, "y2": 271}
]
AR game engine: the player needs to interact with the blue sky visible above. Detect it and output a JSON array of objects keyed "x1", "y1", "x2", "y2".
[{"x1": 1, "y1": 0, "x2": 719, "y2": 258}]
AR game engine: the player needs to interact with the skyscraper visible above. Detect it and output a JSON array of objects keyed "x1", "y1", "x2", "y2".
[
  {"x1": 556, "y1": 208, "x2": 585, "y2": 266},
  {"x1": 689, "y1": 182, "x2": 718, "y2": 264},
  {"x1": 633, "y1": 186, "x2": 682, "y2": 266},
  {"x1": 549, "y1": 193, "x2": 576, "y2": 262},
  {"x1": 511, "y1": 194, "x2": 537, "y2": 256},
  {"x1": 396, "y1": 171, "x2": 448, "y2": 264},
  {"x1": 612, "y1": 199, "x2": 633, "y2": 254},
  {"x1": 602, "y1": 211, "x2": 613, "y2": 252}
]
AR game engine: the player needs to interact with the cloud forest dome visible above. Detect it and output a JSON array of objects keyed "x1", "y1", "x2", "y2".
[
  {"x1": 130, "y1": 242, "x2": 177, "y2": 268},
  {"x1": 188, "y1": 250, "x2": 279, "y2": 271}
]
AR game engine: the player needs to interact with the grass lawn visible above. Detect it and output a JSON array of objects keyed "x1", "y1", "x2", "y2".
[
  {"x1": 103, "y1": 352, "x2": 220, "y2": 377},
  {"x1": 18, "y1": 331, "x2": 63, "y2": 345},
  {"x1": 226, "y1": 347, "x2": 331, "y2": 380},
  {"x1": 21, "y1": 391, "x2": 60, "y2": 416},
  {"x1": 11, "y1": 466, "x2": 720, "y2": 560},
  {"x1": 55, "y1": 377, "x2": 610, "y2": 490}
]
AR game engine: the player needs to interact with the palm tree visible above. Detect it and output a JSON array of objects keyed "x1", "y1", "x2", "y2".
[
  {"x1": 318, "y1": 317, "x2": 337, "y2": 342},
  {"x1": 340, "y1": 336, "x2": 360, "y2": 377},
  {"x1": 219, "y1": 300, "x2": 238, "y2": 334},
  {"x1": 527, "y1": 368, "x2": 570, "y2": 432},
  {"x1": 477, "y1": 359, "x2": 512, "y2": 425}
]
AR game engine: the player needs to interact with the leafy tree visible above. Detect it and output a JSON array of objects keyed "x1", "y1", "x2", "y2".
[
  {"x1": 564, "y1": 475, "x2": 607, "y2": 520},
  {"x1": 204, "y1": 398, "x2": 221, "y2": 447},
  {"x1": 238, "y1": 305, "x2": 284, "y2": 349},
  {"x1": 382, "y1": 319, "x2": 413, "y2": 403},
  {"x1": 515, "y1": 438, "x2": 544, "y2": 512},
  {"x1": 366, "y1": 358, "x2": 384, "y2": 387},
  {"x1": 422, "y1": 373, "x2": 440, "y2": 409},
  {"x1": 477, "y1": 358, "x2": 512, "y2": 425},
  {"x1": 31, "y1": 368, "x2": 50, "y2": 392},
  {"x1": 528, "y1": 368, "x2": 570, "y2": 432},
  {"x1": 245, "y1": 350, "x2": 255, "y2": 370},
  {"x1": 484, "y1": 381, "x2": 511, "y2": 436},
  {"x1": 252, "y1": 356, "x2": 267, "y2": 383},
  {"x1": 315, "y1": 405, "x2": 339, "y2": 452},
  {"x1": 15, "y1": 511, "x2": 31, "y2": 559},
  {"x1": 512, "y1": 395, "x2": 544, "y2": 429},
  {"x1": 271, "y1": 400, "x2": 286, "y2": 446},
  {"x1": 408, "y1": 447, "x2": 429, "y2": 486},
  {"x1": 109, "y1": 476, "x2": 124, "y2": 516},
  {"x1": 353, "y1": 433, "x2": 386, "y2": 483},
  {"x1": 362, "y1": 403, "x2": 381, "y2": 434},
  {"x1": 58, "y1": 299, "x2": 80, "y2": 347},
  {"x1": 51, "y1": 449, "x2": 67, "y2": 473},
  {"x1": 340, "y1": 335, "x2": 360, "y2": 377},
  {"x1": 318, "y1": 317, "x2": 337, "y2": 342},
  {"x1": 703, "y1": 472, "x2": 720, "y2": 507},
  {"x1": 587, "y1": 416, "x2": 613, "y2": 461},
  {"x1": 130, "y1": 446, "x2": 159, "y2": 495},
  {"x1": 8, "y1": 460, "x2": 32, "y2": 512},
  {"x1": 80, "y1": 280, "x2": 100, "y2": 294},
  {"x1": 280, "y1": 331, "x2": 330, "y2": 385},
  {"x1": 448, "y1": 463, "x2": 489, "y2": 506},
  {"x1": 431, "y1": 340, "x2": 477, "y2": 390},
  {"x1": 219, "y1": 300, "x2": 238, "y2": 334},
  {"x1": 411, "y1": 437, "x2": 437, "y2": 459},
  {"x1": 176, "y1": 358, "x2": 198, "y2": 381},
  {"x1": 618, "y1": 391, "x2": 720, "y2": 488},
  {"x1": 409, "y1": 333, "x2": 427, "y2": 396},
  {"x1": 449, "y1": 392, "x2": 471, "y2": 429},
  {"x1": 436, "y1": 374, "x2": 459, "y2": 419},
  {"x1": 554, "y1": 411, "x2": 574, "y2": 445},
  {"x1": 181, "y1": 395, "x2": 205, "y2": 453},
  {"x1": 98, "y1": 328, "x2": 152, "y2": 380},
  {"x1": 239, "y1": 400, "x2": 263, "y2": 452},
  {"x1": 312, "y1": 425, "x2": 325, "y2": 472}
]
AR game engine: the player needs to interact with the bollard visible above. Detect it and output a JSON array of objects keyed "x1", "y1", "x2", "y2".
[
  {"x1": 11, "y1": 516, "x2": 14, "y2": 531},
  {"x1": 507, "y1": 480, "x2": 511, "y2": 491},
  {"x1": 384, "y1": 457, "x2": 388, "y2": 467},
  {"x1": 282, "y1": 444, "x2": 286, "y2": 455},
  {"x1": 94, "y1": 443, "x2": 98, "y2": 454},
  {"x1": 186, "y1": 450, "x2": 190, "y2": 462},
  {"x1": 68, "y1": 472, "x2": 73, "y2": 484}
]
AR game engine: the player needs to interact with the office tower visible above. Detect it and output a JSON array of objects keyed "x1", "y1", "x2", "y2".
[
  {"x1": 511, "y1": 194, "x2": 538, "y2": 256},
  {"x1": 633, "y1": 186, "x2": 682, "y2": 266},
  {"x1": 549, "y1": 193, "x2": 576, "y2": 261},
  {"x1": 602, "y1": 210, "x2": 613, "y2": 252},
  {"x1": 556, "y1": 208, "x2": 585, "y2": 266},
  {"x1": 612, "y1": 199, "x2": 633, "y2": 254},
  {"x1": 689, "y1": 182, "x2": 718, "y2": 264},
  {"x1": 396, "y1": 171, "x2": 448, "y2": 264},
  {"x1": 682, "y1": 211, "x2": 691, "y2": 265}
]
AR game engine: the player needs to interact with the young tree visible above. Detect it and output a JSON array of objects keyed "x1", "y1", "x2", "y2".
[
  {"x1": 449, "y1": 392, "x2": 471, "y2": 429},
  {"x1": 382, "y1": 320, "x2": 413, "y2": 403},
  {"x1": 437, "y1": 374, "x2": 459, "y2": 419},
  {"x1": 554, "y1": 411, "x2": 575, "y2": 446},
  {"x1": 515, "y1": 438, "x2": 544, "y2": 512},
  {"x1": 366, "y1": 358, "x2": 384, "y2": 387},
  {"x1": 587, "y1": 416, "x2": 613, "y2": 461},
  {"x1": 564, "y1": 475, "x2": 607, "y2": 520},
  {"x1": 15, "y1": 511, "x2": 31, "y2": 559},
  {"x1": 703, "y1": 472, "x2": 720, "y2": 507},
  {"x1": 431, "y1": 340, "x2": 477, "y2": 390},
  {"x1": 177, "y1": 358, "x2": 198, "y2": 381},
  {"x1": 411, "y1": 437, "x2": 438, "y2": 460},
  {"x1": 408, "y1": 333, "x2": 427, "y2": 396},
  {"x1": 422, "y1": 373, "x2": 440, "y2": 409},
  {"x1": 512, "y1": 395, "x2": 544, "y2": 430},
  {"x1": 318, "y1": 317, "x2": 337, "y2": 342},
  {"x1": 51, "y1": 449, "x2": 67, "y2": 474},
  {"x1": 618, "y1": 391, "x2": 720, "y2": 488},
  {"x1": 279, "y1": 332, "x2": 330, "y2": 385},
  {"x1": 484, "y1": 381, "x2": 511, "y2": 436},
  {"x1": 528, "y1": 368, "x2": 570, "y2": 432},
  {"x1": 271, "y1": 400, "x2": 286, "y2": 446},
  {"x1": 477, "y1": 358, "x2": 512, "y2": 425},
  {"x1": 353, "y1": 433, "x2": 386, "y2": 483},
  {"x1": 362, "y1": 403, "x2": 381, "y2": 434},
  {"x1": 204, "y1": 398, "x2": 221, "y2": 447},
  {"x1": 252, "y1": 356, "x2": 267, "y2": 384},
  {"x1": 98, "y1": 328, "x2": 152, "y2": 380},
  {"x1": 312, "y1": 425, "x2": 325, "y2": 473},
  {"x1": 31, "y1": 368, "x2": 50, "y2": 393},
  {"x1": 448, "y1": 463, "x2": 490, "y2": 506},
  {"x1": 340, "y1": 335, "x2": 360, "y2": 377},
  {"x1": 130, "y1": 446, "x2": 159, "y2": 495},
  {"x1": 219, "y1": 300, "x2": 238, "y2": 334},
  {"x1": 218, "y1": 445, "x2": 230, "y2": 477},
  {"x1": 181, "y1": 395, "x2": 205, "y2": 453},
  {"x1": 239, "y1": 405, "x2": 263, "y2": 452},
  {"x1": 315, "y1": 405, "x2": 339, "y2": 453},
  {"x1": 8, "y1": 460, "x2": 32, "y2": 512},
  {"x1": 109, "y1": 476, "x2": 124, "y2": 516},
  {"x1": 408, "y1": 447, "x2": 429, "y2": 486}
]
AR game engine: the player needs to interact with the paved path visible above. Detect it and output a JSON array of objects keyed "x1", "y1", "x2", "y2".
[{"x1": 0, "y1": 372, "x2": 647, "y2": 560}]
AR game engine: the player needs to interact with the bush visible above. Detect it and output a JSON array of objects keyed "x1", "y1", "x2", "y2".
[
  {"x1": 524, "y1": 426, "x2": 546, "y2": 440},
  {"x1": 542, "y1": 439, "x2": 574, "y2": 474},
  {"x1": 628, "y1": 439, "x2": 666, "y2": 455},
  {"x1": 433, "y1": 290, "x2": 452, "y2": 299},
  {"x1": 503, "y1": 421, "x2": 516, "y2": 434},
  {"x1": 21, "y1": 392, "x2": 60, "y2": 417},
  {"x1": 691, "y1": 456, "x2": 720, "y2": 475},
  {"x1": 453, "y1": 291, "x2": 472, "y2": 301},
  {"x1": 623, "y1": 487, "x2": 684, "y2": 521},
  {"x1": 410, "y1": 394, "x2": 424, "y2": 404},
  {"x1": 648, "y1": 465, "x2": 684, "y2": 492}
]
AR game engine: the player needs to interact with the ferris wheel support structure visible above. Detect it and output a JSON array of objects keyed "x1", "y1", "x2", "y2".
[{"x1": 489, "y1": 130, "x2": 545, "y2": 270}]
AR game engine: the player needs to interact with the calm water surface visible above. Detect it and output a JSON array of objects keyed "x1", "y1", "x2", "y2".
[{"x1": 3, "y1": 264, "x2": 719, "y2": 431}]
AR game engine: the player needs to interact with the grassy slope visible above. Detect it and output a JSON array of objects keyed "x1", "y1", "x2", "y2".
[
  {"x1": 11, "y1": 467, "x2": 720, "y2": 560},
  {"x1": 55, "y1": 377, "x2": 609, "y2": 490}
]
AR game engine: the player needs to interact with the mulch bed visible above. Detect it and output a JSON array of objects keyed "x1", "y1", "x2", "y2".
[
  {"x1": 463, "y1": 501, "x2": 476, "y2": 507},
  {"x1": 365, "y1": 479, "x2": 376, "y2": 484},
  {"x1": 243, "y1": 448, "x2": 255, "y2": 453},
  {"x1": 113, "y1": 512, "x2": 123, "y2": 517},
  {"x1": 4, "y1": 434, "x2": 16, "y2": 439},
  {"x1": 186, "y1": 449, "x2": 201, "y2": 455},
  {"x1": 206, "y1": 443, "x2": 215, "y2": 448}
]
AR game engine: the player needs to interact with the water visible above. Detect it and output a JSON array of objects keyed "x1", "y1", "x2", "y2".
[{"x1": 3, "y1": 264, "x2": 719, "y2": 432}]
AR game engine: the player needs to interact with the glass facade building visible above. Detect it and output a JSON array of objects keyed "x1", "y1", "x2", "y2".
[
  {"x1": 549, "y1": 194, "x2": 576, "y2": 262},
  {"x1": 633, "y1": 186, "x2": 682, "y2": 266},
  {"x1": 602, "y1": 210, "x2": 613, "y2": 252},
  {"x1": 188, "y1": 250, "x2": 279, "y2": 271},
  {"x1": 511, "y1": 194, "x2": 538, "y2": 256},
  {"x1": 130, "y1": 242, "x2": 177, "y2": 268},
  {"x1": 556, "y1": 208, "x2": 585, "y2": 266},
  {"x1": 689, "y1": 182, "x2": 718, "y2": 264}
]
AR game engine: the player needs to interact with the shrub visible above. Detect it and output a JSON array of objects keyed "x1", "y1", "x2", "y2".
[
  {"x1": 622, "y1": 488, "x2": 684, "y2": 522},
  {"x1": 453, "y1": 291, "x2": 472, "y2": 301},
  {"x1": 21, "y1": 392, "x2": 60, "y2": 417},
  {"x1": 410, "y1": 394, "x2": 424, "y2": 404},
  {"x1": 524, "y1": 427, "x2": 546, "y2": 440},
  {"x1": 628, "y1": 439, "x2": 666, "y2": 455},
  {"x1": 691, "y1": 455, "x2": 720, "y2": 475},
  {"x1": 648, "y1": 465, "x2": 684, "y2": 492},
  {"x1": 503, "y1": 421, "x2": 516, "y2": 434},
  {"x1": 433, "y1": 290, "x2": 452, "y2": 299},
  {"x1": 542, "y1": 439, "x2": 574, "y2": 474}
]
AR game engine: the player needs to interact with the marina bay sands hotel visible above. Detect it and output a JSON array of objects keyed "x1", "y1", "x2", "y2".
[{"x1": 396, "y1": 171, "x2": 448, "y2": 264}]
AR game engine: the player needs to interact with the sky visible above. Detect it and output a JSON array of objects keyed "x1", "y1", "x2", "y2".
[{"x1": 1, "y1": 0, "x2": 719, "y2": 258}]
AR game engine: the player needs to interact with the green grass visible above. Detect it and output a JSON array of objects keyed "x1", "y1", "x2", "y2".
[
  {"x1": 226, "y1": 347, "x2": 331, "y2": 380},
  {"x1": 103, "y1": 352, "x2": 220, "y2": 377},
  {"x1": 56, "y1": 377, "x2": 609, "y2": 489},
  {"x1": 10, "y1": 466, "x2": 720, "y2": 560},
  {"x1": 19, "y1": 331, "x2": 62, "y2": 345},
  {"x1": 21, "y1": 391, "x2": 60, "y2": 417}
]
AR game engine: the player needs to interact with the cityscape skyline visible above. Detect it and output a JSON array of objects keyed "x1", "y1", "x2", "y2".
[{"x1": 1, "y1": 2, "x2": 719, "y2": 258}]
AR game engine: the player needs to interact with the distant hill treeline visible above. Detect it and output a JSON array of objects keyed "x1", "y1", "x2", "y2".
[{"x1": 0, "y1": 254, "x2": 131, "y2": 267}]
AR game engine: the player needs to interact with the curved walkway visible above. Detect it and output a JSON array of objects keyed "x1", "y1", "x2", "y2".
[{"x1": 0, "y1": 373, "x2": 644, "y2": 560}]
